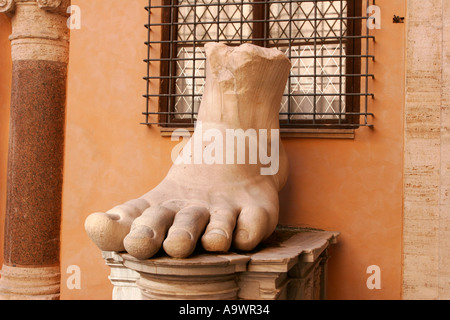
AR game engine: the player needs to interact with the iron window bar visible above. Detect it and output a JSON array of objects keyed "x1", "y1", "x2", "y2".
[
  {"x1": 146, "y1": 0, "x2": 371, "y2": 9},
  {"x1": 143, "y1": 0, "x2": 375, "y2": 129},
  {"x1": 145, "y1": 36, "x2": 376, "y2": 44}
]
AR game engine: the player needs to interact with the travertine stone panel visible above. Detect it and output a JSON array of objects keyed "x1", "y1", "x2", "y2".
[
  {"x1": 439, "y1": 0, "x2": 450, "y2": 300},
  {"x1": 404, "y1": 0, "x2": 450, "y2": 299}
]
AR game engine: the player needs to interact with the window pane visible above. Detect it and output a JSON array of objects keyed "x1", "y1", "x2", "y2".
[
  {"x1": 278, "y1": 43, "x2": 346, "y2": 121},
  {"x1": 170, "y1": 0, "x2": 355, "y2": 124},
  {"x1": 270, "y1": 1, "x2": 348, "y2": 121},
  {"x1": 174, "y1": 47, "x2": 206, "y2": 119},
  {"x1": 175, "y1": 0, "x2": 253, "y2": 119}
]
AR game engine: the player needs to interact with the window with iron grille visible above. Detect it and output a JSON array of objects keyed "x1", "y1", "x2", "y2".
[{"x1": 144, "y1": 0, "x2": 374, "y2": 129}]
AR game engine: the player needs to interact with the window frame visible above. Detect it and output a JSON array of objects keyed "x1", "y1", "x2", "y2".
[{"x1": 147, "y1": 0, "x2": 372, "y2": 130}]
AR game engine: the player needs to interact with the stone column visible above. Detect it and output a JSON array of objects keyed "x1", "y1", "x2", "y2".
[{"x1": 0, "y1": 0, "x2": 69, "y2": 300}]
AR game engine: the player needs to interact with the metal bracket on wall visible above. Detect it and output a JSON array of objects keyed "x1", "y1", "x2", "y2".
[{"x1": 393, "y1": 15, "x2": 405, "y2": 23}]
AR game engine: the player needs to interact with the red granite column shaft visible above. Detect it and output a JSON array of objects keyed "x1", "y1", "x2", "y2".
[
  {"x1": 0, "y1": 0, "x2": 69, "y2": 300},
  {"x1": 4, "y1": 60, "x2": 66, "y2": 267}
]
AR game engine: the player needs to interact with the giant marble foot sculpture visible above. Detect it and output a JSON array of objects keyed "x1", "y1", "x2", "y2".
[{"x1": 85, "y1": 43, "x2": 291, "y2": 259}]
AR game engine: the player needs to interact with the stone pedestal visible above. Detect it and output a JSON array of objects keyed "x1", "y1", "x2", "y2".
[
  {"x1": 102, "y1": 228, "x2": 339, "y2": 300},
  {"x1": 102, "y1": 252, "x2": 142, "y2": 300}
]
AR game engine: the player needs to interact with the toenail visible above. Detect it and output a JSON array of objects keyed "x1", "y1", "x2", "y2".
[
  {"x1": 235, "y1": 229, "x2": 249, "y2": 241},
  {"x1": 130, "y1": 225, "x2": 154, "y2": 239},
  {"x1": 207, "y1": 229, "x2": 228, "y2": 239},
  {"x1": 168, "y1": 229, "x2": 193, "y2": 241},
  {"x1": 106, "y1": 213, "x2": 120, "y2": 221}
]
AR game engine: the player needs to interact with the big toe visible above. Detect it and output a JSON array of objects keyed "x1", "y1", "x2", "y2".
[{"x1": 85, "y1": 212, "x2": 130, "y2": 252}]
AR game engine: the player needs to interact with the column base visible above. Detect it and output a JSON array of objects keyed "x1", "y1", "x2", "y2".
[{"x1": 0, "y1": 265, "x2": 60, "y2": 300}]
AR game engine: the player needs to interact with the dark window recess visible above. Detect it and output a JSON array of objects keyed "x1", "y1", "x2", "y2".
[{"x1": 143, "y1": 0, "x2": 375, "y2": 129}]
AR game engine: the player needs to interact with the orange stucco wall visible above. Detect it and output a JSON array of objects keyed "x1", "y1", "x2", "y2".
[
  {"x1": 61, "y1": 0, "x2": 405, "y2": 300},
  {"x1": 279, "y1": 0, "x2": 406, "y2": 297},
  {"x1": 0, "y1": 14, "x2": 12, "y2": 269},
  {"x1": 0, "y1": 0, "x2": 405, "y2": 300}
]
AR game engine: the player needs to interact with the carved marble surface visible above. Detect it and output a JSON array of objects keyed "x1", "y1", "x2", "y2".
[{"x1": 86, "y1": 43, "x2": 292, "y2": 260}]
